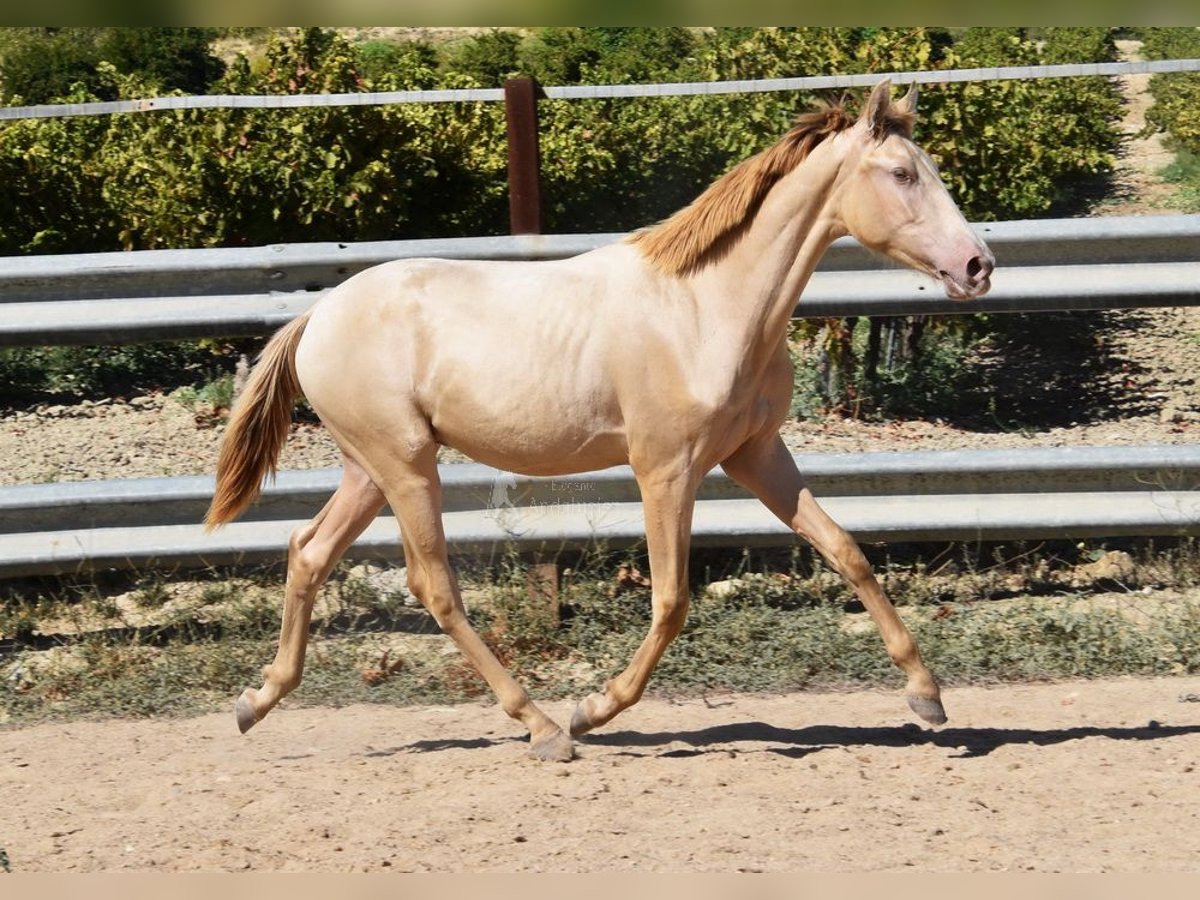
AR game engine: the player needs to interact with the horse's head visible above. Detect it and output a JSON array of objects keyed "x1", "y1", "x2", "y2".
[{"x1": 836, "y1": 80, "x2": 994, "y2": 300}]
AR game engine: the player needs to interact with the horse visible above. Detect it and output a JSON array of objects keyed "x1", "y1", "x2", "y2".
[{"x1": 206, "y1": 80, "x2": 994, "y2": 762}]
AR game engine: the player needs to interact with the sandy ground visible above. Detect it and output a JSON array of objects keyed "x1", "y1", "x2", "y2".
[{"x1": 1, "y1": 676, "x2": 1199, "y2": 873}]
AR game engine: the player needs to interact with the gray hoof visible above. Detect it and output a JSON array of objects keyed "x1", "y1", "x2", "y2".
[
  {"x1": 907, "y1": 693, "x2": 948, "y2": 726},
  {"x1": 530, "y1": 730, "x2": 575, "y2": 762},
  {"x1": 235, "y1": 692, "x2": 260, "y2": 734},
  {"x1": 569, "y1": 703, "x2": 593, "y2": 737}
]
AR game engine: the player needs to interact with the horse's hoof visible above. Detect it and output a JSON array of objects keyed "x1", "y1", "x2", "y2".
[
  {"x1": 907, "y1": 693, "x2": 947, "y2": 726},
  {"x1": 569, "y1": 702, "x2": 594, "y2": 737},
  {"x1": 235, "y1": 691, "x2": 260, "y2": 734},
  {"x1": 530, "y1": 730, "x2": 575, "y2": 762}
]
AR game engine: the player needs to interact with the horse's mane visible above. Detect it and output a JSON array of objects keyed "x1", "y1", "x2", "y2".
[{"x1": 628, "y1": 97, "x2": 913, "y2": 277}]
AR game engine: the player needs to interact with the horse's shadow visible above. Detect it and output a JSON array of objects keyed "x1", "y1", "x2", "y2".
[
  {"x1": 580, "y1": 719, "x2": 1200, "y2": 759},
  {"x1": 382, "y1": 719, "x2": 1200, "y2": 760}
]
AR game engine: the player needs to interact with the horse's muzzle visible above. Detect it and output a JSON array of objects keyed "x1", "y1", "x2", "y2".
[{"x1": 940, "y1": 252, "x2": 994, "y2": 300}]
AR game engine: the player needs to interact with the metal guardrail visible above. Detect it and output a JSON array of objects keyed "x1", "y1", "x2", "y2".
[
  {"x1": 1, "y1": 446, "x2": 1197, "y2": 578},
  {"x1": 1, "y1": 214, "x2": 1199, "y2": 346}
]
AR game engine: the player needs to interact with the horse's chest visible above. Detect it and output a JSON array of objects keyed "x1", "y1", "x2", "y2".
[{"x1": 689, "y1": 351, "x2": 793, "y2": 454}]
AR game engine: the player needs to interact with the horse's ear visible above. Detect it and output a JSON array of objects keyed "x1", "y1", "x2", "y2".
[
  {"x1": 898, "y1": 82, "x2": 919, "y2": 116},
  {"x1": 863, "y1": 79, "x2": 893, "y2": 136}
]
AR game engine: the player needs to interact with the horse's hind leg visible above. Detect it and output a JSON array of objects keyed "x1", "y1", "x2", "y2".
[
  {"x1": 380, "y1": 444, "x2": 574, "y2": 762},
  {"x1": 722, "y1": 434, "x2": 946, "y2": 725},
  {"x1": 236, "y1": 455, "x2": 386, "y2": 733}
]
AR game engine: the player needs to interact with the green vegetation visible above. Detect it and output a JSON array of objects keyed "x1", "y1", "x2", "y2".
[
  {"x1": 0, "y1": 28, "x2": 224, "y2": 104},
  {"x1": 0, "y1": 27, "x2": 1124, "y2": 254},
  {"x1": 1140, "y1": 27, "x2": 1200, "y2": 155},
  {"x1": 1139, "y1": 28, "x2": 1200, "y2": 214},
  {"x1": 0, "y1": 340, "x2": 248, "y2": 402},
  {"x1": 3, "y1": 541, "x2": 1199, "y2": 726},
  {"x1": 1160, "y1": 148, "x2": 1200, "y2": 213}
]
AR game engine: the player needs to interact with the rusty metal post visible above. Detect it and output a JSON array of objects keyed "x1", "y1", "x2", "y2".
[
  {"x1": 504, "y1": 77, "x2": 544, "y2": 235},
  {"x1": 525, "y1": 553, "x2": 561, "y2": 625}
]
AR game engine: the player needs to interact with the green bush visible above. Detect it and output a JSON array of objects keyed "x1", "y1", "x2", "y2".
[
  {"x1": 0, "y1": 27, "x2": 1126, "y2": 252},
  {"x1": 0, "y1": 78, "x2": 115, "y2": 254},
  {"x1": 0, "y1": 27, "x2": 224, "y2": 104},
  {"x1": 0, "y1": 340, "x2": 238, "y2": 400},
  {"x1": 0, "y1": 28, "x2": 111, "y2": 104},
  {"x1": 448, "y1": 29, "x2": 522, "y2": 87},
  {"x1": 96, "y1": 28, "x2": 225, "y2": 94},
  {"x1": 920, "y1": 27, "x2": 1121, "y2": 221},
  {"x1": 1141, "y1": 27, "x2": 1200, "y2": 153}
]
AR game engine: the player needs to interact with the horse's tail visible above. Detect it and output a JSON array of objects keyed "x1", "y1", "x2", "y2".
[{"x1": 205, "y1": 311, "x2": 312, "y2": 530}]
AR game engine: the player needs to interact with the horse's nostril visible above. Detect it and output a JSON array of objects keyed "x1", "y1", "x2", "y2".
[{"x1": 966, "y1": 255, "x2": 993, "y2": 282}]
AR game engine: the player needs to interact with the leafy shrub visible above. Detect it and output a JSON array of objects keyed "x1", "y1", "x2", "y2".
[
  {"x1": 1141, "y1": 27, "x2": 1200, "y2": 153},
  {"x1": 96, "y1": 28, "x2": 225, "y2": 94},
  {"x1": 0, "y1": 78, "x2": 114, "y2": 254},
  {"x1": 0, "y1": 27, "x2": 1127, "y2": 252},
  {"x1": 0, "y1": 340, "x2": 233, "y2": 400},
  {"x1": 0, "y1": 27, "x2": 111, "y2": 104},
  {"x1": 0, "y1": 27, "x2": 224, "y2": 104},
  {"x1": 448, "y1": 29, "x2": 522, "y2": 87},
  {"x1": 920, "y1": 27, "x2": 1121, "y2": 221}
]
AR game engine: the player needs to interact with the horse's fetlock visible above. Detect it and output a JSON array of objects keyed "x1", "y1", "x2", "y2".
[
  {"x1": 263, "y1": 663, "x2": 301, "y2": 693},
  {"x1": 887, "y1": 639, "x2": 919, "y2": 670},
  {"x1": 605, "y1": 678, "x2": 642, "y2": 709},
  {"x1": 500, "y1": 689, "x2": 532, "y2": 720}
]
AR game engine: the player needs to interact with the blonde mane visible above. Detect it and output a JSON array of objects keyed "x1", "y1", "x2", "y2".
[{"x1": 628, "y1": 99, "x2": 913, "y2": 277}]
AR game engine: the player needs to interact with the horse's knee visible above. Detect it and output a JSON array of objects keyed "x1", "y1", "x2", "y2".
[
  {"x1": 807, "y1": 527, "x2": 872, "y2": 586},
  {"x1": 288, "y1": 522, "x2": 315, "y2": 558}
]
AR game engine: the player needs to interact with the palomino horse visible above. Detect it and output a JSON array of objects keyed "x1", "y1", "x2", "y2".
[{"x1": 207, "y1": 80, "x2": 994, "y2": 761}]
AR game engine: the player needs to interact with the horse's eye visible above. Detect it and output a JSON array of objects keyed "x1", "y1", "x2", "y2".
[{"x1": 892, "y1": 167, "x2": 913, "y2": 184}]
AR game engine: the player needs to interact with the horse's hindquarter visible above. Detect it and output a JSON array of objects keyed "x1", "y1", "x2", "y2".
[{"x1": 297, "y1": 251, "x2": 650, "y2": 476}]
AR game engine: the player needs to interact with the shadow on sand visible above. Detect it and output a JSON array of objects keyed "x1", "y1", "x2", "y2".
[
  {"x1": 578, "y1": 719, "x2": 1200, "y2": 759},
  {"x1": 382, "y1": 718, "x2": 1200, "y2": 760}
]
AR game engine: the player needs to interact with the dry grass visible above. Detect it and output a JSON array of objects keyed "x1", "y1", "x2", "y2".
[{"x1": 2, "y1": 539, "x2": 1199, "y2": 727}]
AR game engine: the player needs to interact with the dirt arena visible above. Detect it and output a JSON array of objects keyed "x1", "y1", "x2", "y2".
[{"x1": 2, "y1": 676, "x2": 1198, "y2": 873}]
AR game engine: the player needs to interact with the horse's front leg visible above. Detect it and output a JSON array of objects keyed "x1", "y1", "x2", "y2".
[
  {"x1": 571, "y1": 466, "x2": 698, "y2": 736},
  {"x1": 722, "y1": 433, "x2": 947, "y2": 725}
]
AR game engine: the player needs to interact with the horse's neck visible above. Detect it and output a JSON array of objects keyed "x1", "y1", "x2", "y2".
[{"x1": 692, "y1": 140, "x2": 846, "y2": 354}]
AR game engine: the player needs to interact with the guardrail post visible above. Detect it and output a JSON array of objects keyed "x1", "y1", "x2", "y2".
[
  {"x1": 504, "y1": 76, "x2": 544, "y2": 235},
  {"x1": 525, "y1": 552, "x2": 561, "y2": 624}
]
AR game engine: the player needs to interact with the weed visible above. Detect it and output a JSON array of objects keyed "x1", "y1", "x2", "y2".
[
  {"x1": 170, "y1": 373, "x2": 237, "y2": 413},
  {"x1": 131, "y1": 578, "x2": 173, "y2": 609},
  {"x1": 0, "y1": 597, "x2": 43, "y2": 642}
]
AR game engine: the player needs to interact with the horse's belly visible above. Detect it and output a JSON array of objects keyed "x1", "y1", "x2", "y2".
[{"x1": 436, "y1": 416, "x2": 628, "y2": 476}]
